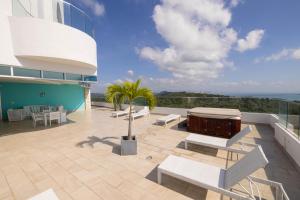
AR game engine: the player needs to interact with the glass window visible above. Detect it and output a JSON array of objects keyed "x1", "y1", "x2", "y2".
[
  {"x1": 43, "y1": 71, "x2": 64, "y2": 80},
  {"x1": 13, "y1": 68, "x2": 41, "y2": 78},
  {"x1": 65, "y1": 73, "x2": 82, "y2": 81},
  {"x1": 0, "y1": 65, "x2": 11, "y2": 76},
  {"x1": 83, "y1": 75, "x2": 97, "y2": 82}
]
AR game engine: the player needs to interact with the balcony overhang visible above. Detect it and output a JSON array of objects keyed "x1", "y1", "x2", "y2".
[{"x1": 8, "y1": 16, "x2": 97, "y2": 70}]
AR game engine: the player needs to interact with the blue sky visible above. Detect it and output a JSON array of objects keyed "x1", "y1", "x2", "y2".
[{"x1": 70, "y1": 0, "x2": 300, "y2": 94}]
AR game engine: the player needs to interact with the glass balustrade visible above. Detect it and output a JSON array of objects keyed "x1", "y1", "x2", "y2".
[{"x1": 12, "y1": 0, "x2": 95, "y2": 38}]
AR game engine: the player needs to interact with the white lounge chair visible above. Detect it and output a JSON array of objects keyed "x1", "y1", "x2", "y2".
[
  {"x1": 112, "y1": 107, "x2": 134, "y2": 118},
  {"x1": 185, "y1": 126, "x2": 253, "y2": 154},
  {"x1": 28, "y1": 189, "x2": 59, "y2": 200},
  {"x1": 131, "y1": 106, "x2": 150, "y2": 120},
  {"x1": 158, "y1": 146, "x2": 289, "y2": 200},
  {"x1": 156, "y1": 114, "x2": 181, "y2": 127}
]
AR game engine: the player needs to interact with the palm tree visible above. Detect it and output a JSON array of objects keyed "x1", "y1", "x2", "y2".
[{"x1": 105, "y1": 79, "x2": 156, "y2": 140}]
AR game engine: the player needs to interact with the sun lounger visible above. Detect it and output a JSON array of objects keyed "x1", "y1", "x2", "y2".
[
  {"x1": 158, "y1": 146, "x2": 289, "y2": 200},
  {"x1": 156, "y1": 114, "x2": 181, "y2": 127},
  {"x1": 112, "y1": 107, "x2": 134, "y2": 118},
  {"x1": 131, "y1": 106, "x2": 150, "y2": 120},
  {"x1": 185, "y1": 126, "x2": 253, "y2": 154}
]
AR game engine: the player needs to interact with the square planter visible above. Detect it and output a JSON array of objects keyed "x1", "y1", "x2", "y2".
[{"x1": 121, "y1": 136, "x2": 137, "y2": 155}]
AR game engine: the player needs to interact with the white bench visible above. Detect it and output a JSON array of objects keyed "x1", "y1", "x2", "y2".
[{"x1": 156, "y1": 114, "x2": 181, "y2": 127}]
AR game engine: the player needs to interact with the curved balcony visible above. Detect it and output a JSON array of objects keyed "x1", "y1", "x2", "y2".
[
  {"x1": 12, "y1": 0, "x2": 95, "y2": 38},
  {"x1": 9, "y1": 16, "x2": 97, "y2": 70}
]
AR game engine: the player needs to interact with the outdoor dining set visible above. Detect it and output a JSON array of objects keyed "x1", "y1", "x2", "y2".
[{"x1": 7, "y1": 105, "x2": 67, "y2": 127}]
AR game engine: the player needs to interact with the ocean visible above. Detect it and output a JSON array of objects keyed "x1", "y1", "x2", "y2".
[{"x1": 228, "y1": 93, "x2": 300, "y2": 101}]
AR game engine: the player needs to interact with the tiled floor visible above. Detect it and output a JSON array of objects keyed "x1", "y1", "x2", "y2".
[{"x1": 0, "y1": 107, "x2": 299, "y2": 200}]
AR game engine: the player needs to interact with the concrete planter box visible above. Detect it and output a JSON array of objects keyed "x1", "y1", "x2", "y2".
[{"x1": 121, "y1": 136, "x2": 137, "y2": 155}]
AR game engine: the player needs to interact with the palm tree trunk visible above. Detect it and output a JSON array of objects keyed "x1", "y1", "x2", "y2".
[{"x1": 128, "y1": 102, "x2": 133, "y2": 140}]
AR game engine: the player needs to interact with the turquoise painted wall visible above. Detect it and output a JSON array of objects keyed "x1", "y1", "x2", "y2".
[{"x1": 0, "y1": 82, "x2": 85, "y2": 120}]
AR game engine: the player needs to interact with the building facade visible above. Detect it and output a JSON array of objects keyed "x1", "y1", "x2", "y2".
[{"x1": 0, "y1": 0, "x2": 98, "y2": 120}]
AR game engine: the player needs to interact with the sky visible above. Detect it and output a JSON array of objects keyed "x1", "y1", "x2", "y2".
[{"x1": 69, "y1": 0, "x2": 300, "y2": 94}]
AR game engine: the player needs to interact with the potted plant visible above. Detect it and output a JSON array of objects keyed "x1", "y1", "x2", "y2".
[{"x1": 105, "y1": 79, "x2": 156, "y2": 155}]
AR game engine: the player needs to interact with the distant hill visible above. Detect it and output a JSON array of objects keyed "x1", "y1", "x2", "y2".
[
  {"x1": 91, "y1": 91, "x2": 300, "y2": 115},
  {"x1": 157, "y1": 91, "x2": 227, "y2": 97}
]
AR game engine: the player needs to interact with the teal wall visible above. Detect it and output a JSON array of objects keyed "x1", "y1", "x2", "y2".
[{"x1": 0, "y1": 82, "x2": 85, "y2": 120}]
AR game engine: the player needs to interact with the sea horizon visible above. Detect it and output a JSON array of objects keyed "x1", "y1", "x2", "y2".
[{"x1": 226, "y1": 93, "x2": 300, "y2": 101}]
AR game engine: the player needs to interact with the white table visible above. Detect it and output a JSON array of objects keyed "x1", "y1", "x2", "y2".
[{"x1": 37, "y1": 111, "x2": 67, "y2": 126}]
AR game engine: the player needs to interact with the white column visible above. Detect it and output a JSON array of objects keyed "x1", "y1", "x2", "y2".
[{"x1": 84, "y1": 87, "x2": 91, "y2": 111}]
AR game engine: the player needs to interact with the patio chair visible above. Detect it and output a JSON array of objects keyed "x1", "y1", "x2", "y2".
[
  {"x1": 58, "y1": 105, "x2": 64, "y2": 112},
  {"x1": 31, "y1": 112, "x2": 45, "y2": 128},
  {"x1": 112, "y1": 106, "x2": 134, "y2": 118},
  {"x1": 158, "y1": 146, "x2": 289, "y2": 200},
  {"x1": 131, "y1": 106, "x2": 150, "y2": 121},
  {"x1": 47, "y1": 112, "x2": 61, "y2": 126},
  {"x1": 28, "y1": 189, "x2": 59, "y2": 200},
  {"x1": 185, "y1": 126, "x2": 254, "y2": 154}
]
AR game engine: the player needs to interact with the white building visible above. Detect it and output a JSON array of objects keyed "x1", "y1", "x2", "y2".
[{"x1": 0, "y1": 0, "x2": 98, "y2": 120}]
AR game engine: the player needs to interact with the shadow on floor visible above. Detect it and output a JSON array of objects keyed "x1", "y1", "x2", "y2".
[
  {"x1": 76, "y1": 136, "x2": 121, "y2": 155},
  {"x1": 176, "y1": 141, "x2": 219, "y2": 157},
  {"x1": 0, "y1": 119, "x2": 75, "y2": 137},
  {"x1": 251, "y1": 124, "x2": 300, "y2": 199},
  {"x1": 146, "y1": 166, "x2": 208, "y2": 200}
]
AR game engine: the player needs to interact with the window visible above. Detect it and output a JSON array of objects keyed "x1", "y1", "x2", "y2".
[
  {"x1": 43, "y1": 71, "x2": 64, "y2": 80},
  {"x1": 83, "y1": 75, "x2": 97, "y2": 82},
  {"x1": 57, "y1": 2, "x2": 63, "y2": 23},
  {"x1": 65, "y1": 73, "x2": 82, "y2": 81},
  {"x1": 0, "y1": 65, "x2": 11, "y2": 76},
  {"x1": 13, "y1": 68, "x2": 41, "y2": 78}
]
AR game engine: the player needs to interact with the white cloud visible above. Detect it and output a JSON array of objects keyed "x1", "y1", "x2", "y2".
[
  {"x1": 139, "y1": 0, "x2": 264, "y2": 82},
  {"x1": 80, "y1": 0, "x2": 105, "y2": 16},
  {"x1": 115, "y1": 79, "x2": 123, "y2": 84},
  {"x1": 237, "y1": 29, "x2": 265, "y2": 52},
  {"x1": 291, "y1": 49, "x2": 300, "y2": 59},
  {"x1": 255, "y1": 48, "x2": 300, "y2": 63},
  {"x1": 127, "y1": 70, "x2": 134, "y2": 76},
  {"x1": 230, "y1": 0, "x2": 240, "y2": 8}
]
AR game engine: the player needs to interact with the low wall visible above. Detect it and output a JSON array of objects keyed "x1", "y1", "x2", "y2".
[
  {"x1": 241, "y1": 112, "x2": 271, "y2": 124},
  {"x1": 274, "y1": 123, "x2": 300, "y2": 169}
]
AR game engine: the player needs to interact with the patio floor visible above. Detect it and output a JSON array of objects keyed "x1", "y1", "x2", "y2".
[{"x1": 0, "y1": 107, "x2": 299, "y2": 200}]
